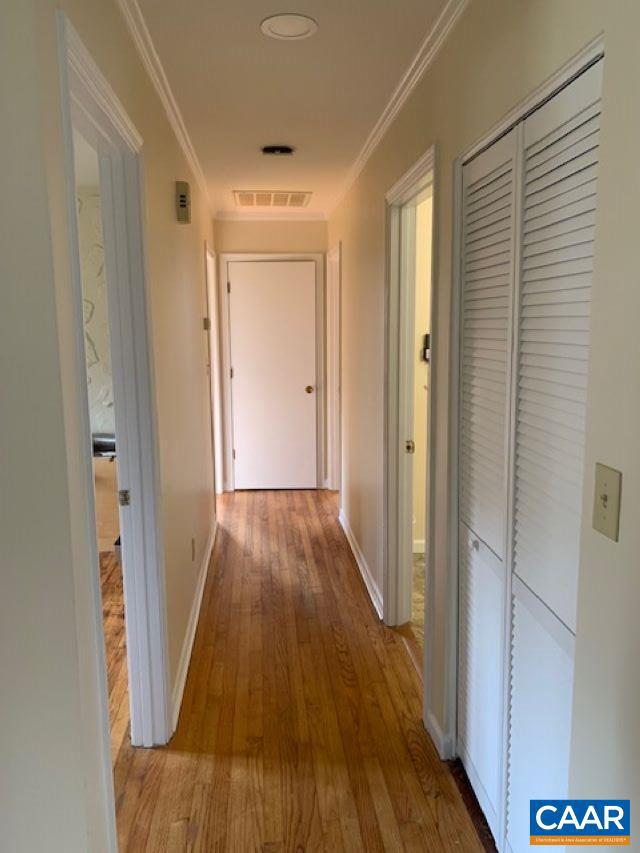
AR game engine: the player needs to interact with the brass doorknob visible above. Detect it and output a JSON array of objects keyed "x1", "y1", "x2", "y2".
[{"x1": 305, "y1": 385, "x2": 314, "y2": 394}]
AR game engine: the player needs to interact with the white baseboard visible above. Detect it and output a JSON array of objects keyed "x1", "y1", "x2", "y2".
[
  {"x1": 412, "y1": 538, "x2": 425, "y2": 554},
  {"x1": 338, "y1": 509, "x2": 383, "y2": 618},
  {"x1": 425, "y1": 709, "x2": 455, "y2": 760},
  {"x1": 171, "y1": 520, "x2": 217, "y2": 732}
]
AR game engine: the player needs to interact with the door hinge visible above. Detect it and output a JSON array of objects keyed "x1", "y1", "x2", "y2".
[
  {"x1": 227, "y1": 281, "x2": 231, "y2": 293},
  {"x1": 420, "y1": 332, "x2": 431, "y2": 363},
  {"x1": 203, "y1": 317, "x2": 211, "y2": 331},
  {"x1": 230, "y1": 367, "x2": 234, "y2": 379},
  {"x1": 405, "y1": 440, "x2": 415, "y2": 454},
  {"x1": 119, "y1": 489, "x2": 131, "y2": 507},
  {"x1": 232, "y1": 449, "x2": 236, "y2": 460}
]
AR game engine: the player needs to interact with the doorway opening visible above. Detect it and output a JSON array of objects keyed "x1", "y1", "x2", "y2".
[
  {"x1": 73, "y1": 130, "x2": 130, "y2": 760},
  {"x1": 409, "y1": 189, "x2": 433, "y2": 653},
  {"x1": 60, "y1": 15, "x2": 170, "y2": 783},
  {"x1": 384, "y1": 149, "x2": 435, "y2": 681}
]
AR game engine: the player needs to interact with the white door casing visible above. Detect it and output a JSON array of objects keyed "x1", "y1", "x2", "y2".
[
  {"x1": 326, "y1": 243, "x2": 342, "y2": 492},
  {"x1": 228, "y1": 260, "x2": 317, "y2": 489},
  {"x1": 205, "y1": 247, "x2": 224, "y2": 494}
]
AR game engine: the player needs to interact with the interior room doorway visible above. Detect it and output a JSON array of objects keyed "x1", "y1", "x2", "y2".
[
  {"x1": 60, "y1": 17, "x2": 170, "y2": 770},
  {"x1": 73, "y1": 130, "x2": 130, "y2": 760},
  {"x1": 384, "y1": 149, "x2": 435, "y2": 679},
  {"x1": 409, "y1": 190, "x2": 433, "y2": 652}
]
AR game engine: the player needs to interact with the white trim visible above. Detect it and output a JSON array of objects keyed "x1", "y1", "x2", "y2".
[
  {"x1": 331, "y1": 0, "x2": 468, "y2": 213},
  {"x1": 385, "y1": 148, "x2": 436, "y2": 205},
  {"x1": 215, "y1": 209, "x2": 327, "y2": 222},
  {"x1": 205, "y1": 246, "x2": 224, "y2": 495},
  {"x1": 425, "y1": 710, "x2": 455, "y2": 760},
  {"x1": 326, "y1": 243, "x2": 342, "y2": 492},
  {"x1": 116, "y1": 0, "x2": 210, "y2": 203},
  {"x1": 461, "y1": 33, "x2": 604, "y2": 164},
  {"x1": 59, "y1": 14, "x2": 170, "y2": 753},
  {"x1": 171, "y1": 521, "x2": 218, "y2": 732},
  {"x1": 443, "y1": 152, "x2": 463, "y2": 766},
  {"x1": 218, "y1": 253, "x2": 326, "y2": 491},
  {"x1": 339, "y1": 510, "x2": 383, "y2": 619}
]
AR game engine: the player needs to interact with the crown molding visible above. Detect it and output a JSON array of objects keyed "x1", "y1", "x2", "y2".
[
  {"x1": 331, "y1": 0, "x2": 469, "y2": 214},
  {"x1": 116, "y1": 0, "x2": 210, "y2": 204},
  {"x1": 215, "y1": 209, "x2": 327, "y2": 223}
]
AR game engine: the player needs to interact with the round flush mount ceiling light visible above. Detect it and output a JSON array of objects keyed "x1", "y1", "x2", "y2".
[{"x1": 260, "y1": 13, "x2": 318, "y2": 41}]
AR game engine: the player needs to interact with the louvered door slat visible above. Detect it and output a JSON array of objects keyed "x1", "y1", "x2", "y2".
[
  {"x1": 506, "y1": 579, "x2": 575, "y2": 853},
  {"x1": 459, "y1": 131, "x2": 515, "y2": 558},
  {"x1": 458, "y1": 130, "x2": 515, "y2": 838},
  {"x1": 512, "y1": 61, "x2": 601, "y2": 631}
]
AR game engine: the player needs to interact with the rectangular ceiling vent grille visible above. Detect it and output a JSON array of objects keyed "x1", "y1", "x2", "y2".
[{"x1": 233, "y1": 190, "x2": 312, "y2": 208}]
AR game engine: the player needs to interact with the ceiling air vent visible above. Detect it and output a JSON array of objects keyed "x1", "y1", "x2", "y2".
[{"x1": 233, "y1": 190, "x2": 312, "y2": 208}]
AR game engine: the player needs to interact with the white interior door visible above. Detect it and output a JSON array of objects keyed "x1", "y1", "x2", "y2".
[
  {"x1": 228, "y1": 260, "x2": 317, "y2": 489},
  {"x1": 206, "y1": 249, "x2": 224, "y2": 495},
  {"x1": 505, "y1": 59, "x2": 602, "y2": 852},
  {"x1": 457, "y1": 128, "x2": 517, "y2": 839}
]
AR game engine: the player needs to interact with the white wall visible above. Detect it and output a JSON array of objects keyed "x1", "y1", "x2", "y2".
[
  {"x1": 1, "y1": 0, "x2": 215, "y2": 848},
  {"x1": 412, "y1": 194, "x2": 432, "y2": 551},
  {"x1": 1, "y1": 4, "x2": 98, "y2": 847},
  {"x1": 214, "y1": 218, "x2": 327, "y2": 254},
  {"x1": 76, "y1": 186, "x2": 115, "y2": 436},
  {"x1": 328, "y1": 0, "x2": 640, "y2": 833}
]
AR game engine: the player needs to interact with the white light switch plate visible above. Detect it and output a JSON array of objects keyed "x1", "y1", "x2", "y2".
[{"x1": 592, "y1": 463, "x2": 622, "y2": 542}]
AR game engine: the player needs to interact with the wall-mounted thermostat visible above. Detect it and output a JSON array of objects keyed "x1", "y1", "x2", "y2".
[{"x1": 176, "y1": 180, "x2": 191, "y2": 224}]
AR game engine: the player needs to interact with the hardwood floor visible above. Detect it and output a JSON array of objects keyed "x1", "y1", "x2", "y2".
[
  {"x1": 94, "y1": 457, "x2": 120, "y2": 552},
  {"x1": 101, "y1": 550, "x2": 130, "y2": 764},
  {"x1": 112, "y1": 490, "x2": 485, "y2": 851}
]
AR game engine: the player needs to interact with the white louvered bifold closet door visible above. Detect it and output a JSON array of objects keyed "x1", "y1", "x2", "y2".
[
  {"x1": 458, "y1": 129, "x2": 516, "y2": 838},
  {"x1": 506, "y1": 60, "x2": 602, "y2": 853}
]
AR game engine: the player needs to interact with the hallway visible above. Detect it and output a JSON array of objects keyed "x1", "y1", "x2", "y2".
[{"x1": 113, "y1": 491, "x2": 484, "y2": 851}]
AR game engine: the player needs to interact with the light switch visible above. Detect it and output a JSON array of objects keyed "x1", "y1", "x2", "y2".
[{"x1": 592, "y1": 463, "x2": 622, "y2": 542}]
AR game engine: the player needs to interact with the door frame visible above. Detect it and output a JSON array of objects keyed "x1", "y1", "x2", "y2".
[
  {"x1": 383, "y1": 148, "x2": 436, "y2": 651},
  {"x1": 217, "y1": 253, "x2": 325, "y2": 491},
  {"x1": 205, "y1": 245, "x2": 224, "y2": 494},
  {"x1": 326, "y1": 242, "x2": 342, "y2": 492},
  {"x1": 58, "y1": 12, "x2": 170, "y2": 763}
]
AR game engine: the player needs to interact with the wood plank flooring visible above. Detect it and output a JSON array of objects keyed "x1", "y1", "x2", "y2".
[
  {"x1": 94, "y1": 457, "x2": 120, "y2": 552},
  {"x1": 112, "y1": 490, "x2": 485, "y2": 852},
  {"x1": 101, "y1": 550, "x2": 130, "y2": 763}
]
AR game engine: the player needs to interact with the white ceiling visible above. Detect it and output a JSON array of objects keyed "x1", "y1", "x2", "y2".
[{"x1": 135, "y1": 0, "x2": 448, "y2": 218}]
